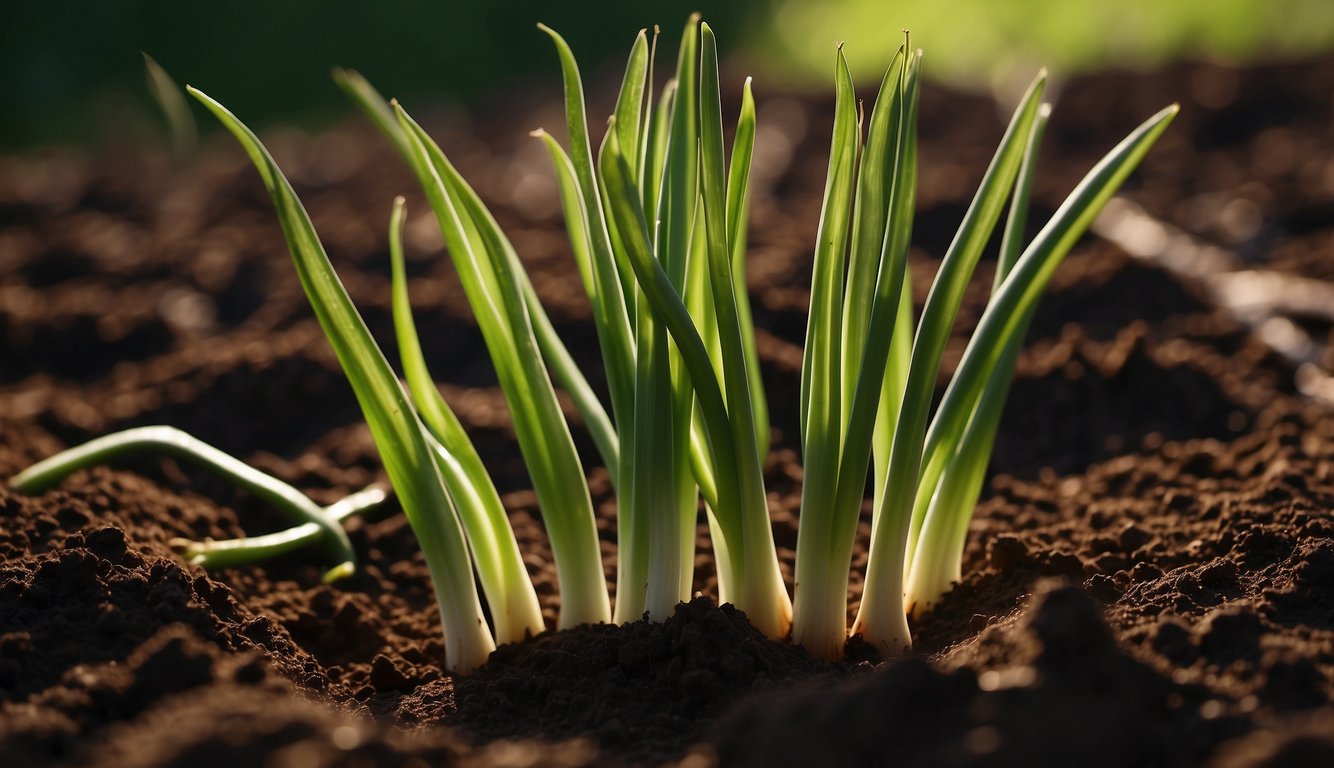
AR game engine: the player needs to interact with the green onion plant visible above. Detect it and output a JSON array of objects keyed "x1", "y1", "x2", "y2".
[{"x1": 9, "y1": 17, "x2": 1176, "y2": 669}]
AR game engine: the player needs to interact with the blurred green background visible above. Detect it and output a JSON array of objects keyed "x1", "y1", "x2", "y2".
[
  {"x1": 759, "y1": 0, "x2": 1334, "y2": 90},
  {"x1": 3, "y1": 0, "x2": 1333, "y2": 149}
]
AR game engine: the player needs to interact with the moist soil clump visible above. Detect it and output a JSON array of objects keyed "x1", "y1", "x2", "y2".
[{"x1": 3, "y1": 54, "x2": 1334, "y2": 766}]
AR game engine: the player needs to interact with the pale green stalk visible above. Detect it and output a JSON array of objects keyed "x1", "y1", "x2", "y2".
[
  {"x1": 388, "y1": 198, "x2": 545, "y2": 643},
  {"x1": 541, "y1": 25, "x2": 697, "y2": 623},
  {"x1": 190, "y1": 88, "x2": 495, "y2": 672},
  {"x1": 687, "y1": 78, "x2": 757, "y2": 604},
  {"x1": 639, "y1": 17, "x2": 701, "y2": 621},
  {"x1": 725, "y1": 78, "x2": 767, "y2": 459},
  {"x1": 792, "y1": 46, "x2": 919, "y2": 660},
  {"x1": 791, "y1": 47, "x2": 862, "y2": 660},
  {"x1": 631, "y1": 281, "x2": 691, "y2": 619},
  {"x1": 540, "y1": 27, "x2": 661, "y2": 624},
  {"x1": 395, "y1": 104, "x2": 610, "y2": 628},
  {"x1": 839, "y1": 46, "x2": 906, "y2": 412},
  {"x1": 685, "y1": 207, "x2": 730, "y2": 599},
  {"x1": 696, "y1": 22, "x2": 792, "y2": 638},
  {"x1": 870, "y1": 278, "x2": 915, "y2": 529},
  {"x1": 858, "y1": 44, "x2": 916, "y2": 529}
]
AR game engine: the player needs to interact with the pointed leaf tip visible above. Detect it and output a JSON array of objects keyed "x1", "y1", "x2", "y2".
[{"x1": 322, "y1": 561, "x2": 356, "y2": 583}]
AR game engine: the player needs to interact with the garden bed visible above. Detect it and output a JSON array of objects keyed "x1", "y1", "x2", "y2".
[{"x1": 2, "y1": 54, "x2": 1332, "y2": 767}]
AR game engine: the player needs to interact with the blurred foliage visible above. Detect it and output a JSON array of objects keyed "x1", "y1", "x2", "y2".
[
  {"x1": 3, "y1": 0, "x2": 1333, "y2": 149},
  {"x1": 745, "y1": 0, "x2": 1334, "y2": 91}
]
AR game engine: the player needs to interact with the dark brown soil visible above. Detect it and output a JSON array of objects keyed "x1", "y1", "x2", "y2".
[{"x1": 3, "y1": 54, "x2": 1334, "y2": 767}]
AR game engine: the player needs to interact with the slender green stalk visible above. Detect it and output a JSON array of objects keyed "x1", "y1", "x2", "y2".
[
  {"x1": 840, "y1": 46, "x2": 906, "y2": 411},
  {"x1": 688, "y1": 75, "x2": 759, "y2": 604},
  {"x1": 725, "y1": 78, "x2": 768, "y2": 459},
  {"x1": 695, "y1": 22, "x2": 792, "y2": 638},
  {"x1": 189, "y1": 88, "x2": 495, "y2": 672},
  {"x1": 395, "y1": 103, "x2": 610, "y2": 628},
  {"x1": 332, "y1": 68, "x2": 412, "y2": 160},
  {"x1": 903, "y1": 107, "x2": 1180, "y2": 598},
  {"x1": 630, "y1": 282, "x2": 690, "y2": 620},
  {"x1": 858, "y1": 43, "x2": 917, "y2": 531},
  {"x1": 792, "y1": 45, "x2": 919, "y2": 660},
  {"x1": 870, "y1": 277, "x2": 915, "y2": 530},
  {"x1": 10, "y1": 425, "x2": 356, "y2": 582},
  {"x1": 791, "y1": 46, "x2": 862, "y2": 660},
  {"x1": 638, "y1": 17, "x2": 700, "y2": 622},
  {"x1": 540, "y1": 27, "x2": 658, "y2": 623},
  {"x1": 526, "y1": 132, "x2": 622, "y2": 485},
  {"x1": 388, "y1": 198, "x2": 546, "y2": 643}
]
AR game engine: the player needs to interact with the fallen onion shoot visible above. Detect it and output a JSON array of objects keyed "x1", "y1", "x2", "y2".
[
  {"x1": 9, "y1": 425, "x2": 365, "y2": 583},
  {"x1": 172, "y1": 483, "x2": 386, "y2": 573},
  {"x1": 8, "y1": 17, "x2": 1177, "y2": 671}
]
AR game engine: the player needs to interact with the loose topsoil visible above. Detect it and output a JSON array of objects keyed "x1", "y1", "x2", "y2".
[{"x1": 3, "y1": 53, "x2": 1334, "y2": 767}]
